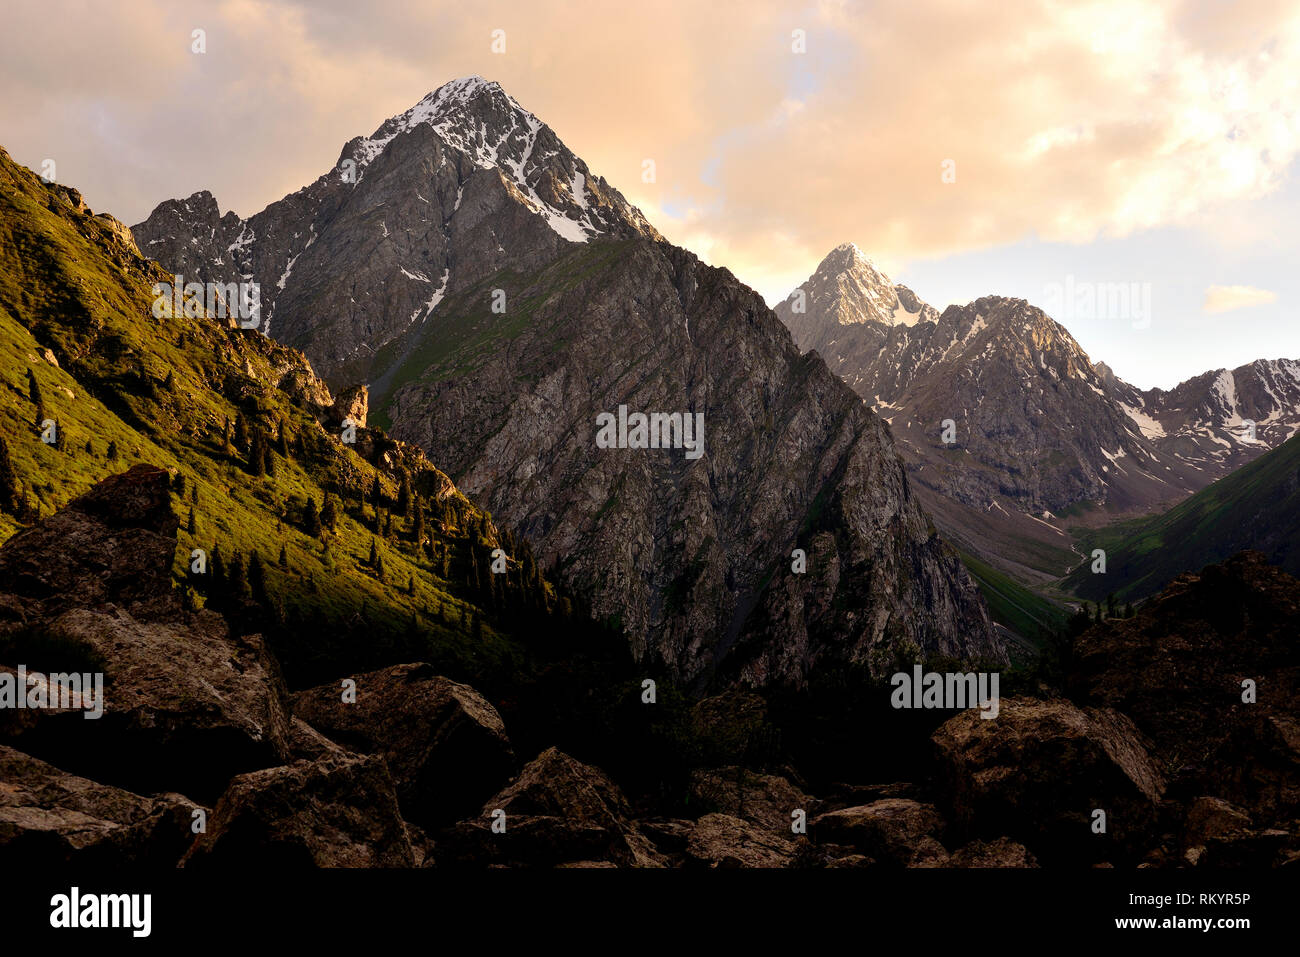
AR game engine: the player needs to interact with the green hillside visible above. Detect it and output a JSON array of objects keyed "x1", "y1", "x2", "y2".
[
  {"x1": 1063, "y1": 432, "x2": 1300, "y2": 601},
  {"x1": 0, "y1": 145, "x2": 588, "y2": 691},
  {"x1": 957, "y1": 548, "x2": 1071, "y2": 644}
]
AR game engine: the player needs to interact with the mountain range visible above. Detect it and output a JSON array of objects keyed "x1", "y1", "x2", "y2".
[
  {"x1": 776, "y1": 243, "x2": 1300, "y2": 582},
  {"x1": 2, "y1": 71, "x2": 1298, "y2": 872},
  {"x1": 133, "y1": 77, "x2": 1004, "y2": 689}
]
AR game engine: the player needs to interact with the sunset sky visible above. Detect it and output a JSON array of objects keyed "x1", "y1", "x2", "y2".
[{"x1": 2, "y1": 0, "x2": 1296, "y2": 389}]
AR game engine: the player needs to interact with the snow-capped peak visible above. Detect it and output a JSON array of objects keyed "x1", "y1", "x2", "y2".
[
  {"x1": 350, "y1": 76, "x2": 529, "y2": 171},
  {"x1": 342, "y1": 77, "x2": 658, "y2": 246}
]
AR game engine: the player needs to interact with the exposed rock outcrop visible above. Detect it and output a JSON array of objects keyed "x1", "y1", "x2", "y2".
[
  {"x1": 0, "y1": 744, "x2": 201, "y2": 865},
  {"x1": 0, "y1": 466, "x2": 292, "y2": 801},
  {"x1": 931, "y1": 697, "x2": 1165, "y2": 864},
  {"x1": 183, "y1": 753, "x2": 415, "y2": 868},
  {"x1": 291, "y1": 663, "x2": 513, "y2": 826},
  {"x1": 812, "y1": 798, "x2": 949, "y2": 867},
  {"x1": 440, "y1": 747, "x2": 663, "y2": 867}
]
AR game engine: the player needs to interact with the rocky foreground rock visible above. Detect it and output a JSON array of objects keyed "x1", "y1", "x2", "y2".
[
  {"x1": 0, "y1": 466, "x2": 292, "y2": 801},
  {"x1": 0, "y1": 467, "x2": 1295, "y2": 867},
  {"x1": 291, "y1": 663, "x2": 513, "y2": 826}
]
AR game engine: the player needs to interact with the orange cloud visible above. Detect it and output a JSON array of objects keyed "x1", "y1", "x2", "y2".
[{"x1": 0, "y1": 0, "x2": 1296, "y2": 305}]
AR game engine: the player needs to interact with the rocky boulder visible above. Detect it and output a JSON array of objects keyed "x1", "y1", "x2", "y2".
[
  {"x1": 1071, "y1": 553, "x2": 1300, "y2": 827},
  {"x1": 948, "y1": 837, "x2": 1038, "y2": 868},
  {"x1": 0, "y1": 467, "x2": 293, "y2": 801},
  {"x1": 441, "y1": 747, "x2": 663, "y2": 867},
  {"x1": 291, "y1": 663, "x2": 513, "y2": 826},
  {"x1": 811, "y1": 798, "x2": 948, "y2": 867},
  {"x1": 0, "y1": 744, "x2": 201, "y2": 865},
  {"x1": 931, "y1": 697, "x2": 1165, "y2": 864},
  {"x1": 0, "y1": 464, "x2": 178, "y2": 617},
  {"x1": 689, "y1": 767, "x2": 809, "y2": 833},
  {"x1": 183, "y1": 752, "x2": 414, "y2": 867},
  {"x1": 685, "y1": 813, "x2": 798, "y2": 868}
]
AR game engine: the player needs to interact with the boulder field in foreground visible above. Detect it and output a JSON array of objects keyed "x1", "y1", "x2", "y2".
[{"x1": 1, "y1": 468, "x2": 1296, "y2": 867}]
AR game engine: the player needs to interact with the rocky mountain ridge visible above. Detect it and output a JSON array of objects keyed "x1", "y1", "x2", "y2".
[
  {"x1": 777, "y1": 245, "x2": 1300, "y2": 581},
  {"x1": 132, "y1": 83, "x2": 1006, "y2": 690},
  {"x1": 132, "y1": 76, "x2": 661, "y2": 390}
]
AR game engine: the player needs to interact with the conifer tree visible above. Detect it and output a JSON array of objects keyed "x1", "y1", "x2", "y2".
[
  {"x1": 303, "y1": 497, "x2": 322, "y2": 538},
  {"x1": 398, "y1": 473, "x2": 412, "y2": 517},
  {"x1": 228, "y1": 552, "x2": 249, "y2": 599},
  {"x1": 248, "y1": 551, "x2": 269, "y2": 606},
  {"x1": 26, "y1": 369, "x2": 45, "y2": 420},
  {"x1": 248, "y1": 429, "x2": 268, "y2": 476},
  {"x1": 210, "y1": 544, "x2": 226, "y2": 594},
  {"x1": 0, "y1": 436, "x2": 19, "y2": 514}
]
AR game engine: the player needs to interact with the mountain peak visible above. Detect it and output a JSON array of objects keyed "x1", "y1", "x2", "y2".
[
  {"x1": 820, "y1": 241, "x2": 883, "y2": 278},
  {"x1": 776, "y1": 243, "x2": 934, "y2": 336},
  {"x1": 348, "y1": 76, "x2": 532, "y2": 171}
]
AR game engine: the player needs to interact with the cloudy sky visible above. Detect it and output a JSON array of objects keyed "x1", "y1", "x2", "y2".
[{"x1": 2, "y1": 0, "x2": 1296, "y2": 388}]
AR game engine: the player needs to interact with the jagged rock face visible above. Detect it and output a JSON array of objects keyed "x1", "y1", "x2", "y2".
[
  {"x1": 0, "y1": 744, "x2": 202, "y2": 865},
  {"x1": 931, "y1": 697, "x2": 1165, "y2": 865},
  {"x1": 1069, "y1": 552, "x2": 1300, "y2": 832},
  {"x1": 182, "y1": 752, "x2": 416, "y2": 868},
  {"x1": 440, "y1": 747, "x2": 665, "y2": 867},
  {"x1": 811, "y1": 798, "x2": 949, "y2": 867},
  {"x1": 134, "y1": 80, "x2": 1002, "y2": 688},
  {"x1": 779, "y1": 244, "x2": 938, "y2": 356},
  {"x1": 0, "y1": 465, "x2": 293, "y2": 802},
  {"x1": 779, "y1": 247, "x2": 1300, "y2": 522},
  {"x1": 328, "y1": 384, "x2": 369, "y2": 429},
  {"x1": 388, "y1": 239, "x2": 1002, "y2": 688},
  {"x1": 132, "y1": 77, "x2": 660, "y2": 389},
  {"x1": 290, "y1": 663, "x2": 514, "y2": 826},
  {"x1": 781, "y1": 261, "x2": 1199, "y2": 514},
  {"x1": 1114, "y1": 358, "x2": 1300, "y2": 471}
]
